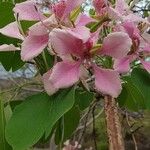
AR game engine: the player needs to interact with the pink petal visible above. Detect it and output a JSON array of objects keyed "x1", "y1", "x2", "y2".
[
  {"x1": 0, "y1": 44, "x2": 20, "y2": 51},
  {"x1": 93, "y1": 0, "x2": 107, "y2": 15},
  {"x1": 0, "y1": 22, "x2": 23, "y2": 40},
  {"x1": 123, "y1": 14, "x2": 147, "y2": 23},
  {"x1": 13, "y1": 1, "x2": 45, "y2": 21},
  {"x1": 29, "y1": 15, "x2": 57, "y2": 36},
  {"x1": 100, "y1": 32, "x2": 132, "y2": 59},
  {"x1": 113, "y1": 56, "x2": 131, "y2": 73},
  {"x1": 43, "y1": 70, "x2": 59, "y2": 95},
  {"x1": 52, "y1": 1, "x2": 66, "y2": 19},
  {"x1": 75, "y1": 14, "x2": 95, "y2": 26},
  {"x1": 143, "y1": 44, "x2": 150, "y2": 52},
  {"x1": 44, "y1": 61, "x2": 81, "y2": 95},
  {"x1": 93, "y1": 65, "x2": 122, "y2": 98},
  {"x1": 49, "y1": 27, "x2": 90, "y2": 57},
  {"x1": 62, "y1": 0, "x2": 85, "y2": 19},
  {"x1": 70, "y1": 26, "x2": 91, "y2": 42},
  {"x1": 141, "y1": 60, "x2": 150, "y2": 73},
  {"x1": 122, "y1": 21, "x2": 140, "y2": 39},
  {"x1": 108, "y1": 7, "x2": 122, "y2": 20},
  {"x1": 21, "y1": 34, "x2": 49, "y2": 61},
  {"x1": 115, "y1": 0, "x2": 129, "y2": 15}
]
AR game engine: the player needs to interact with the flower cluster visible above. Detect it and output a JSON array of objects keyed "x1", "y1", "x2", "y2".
[{"x1": 0, "y1": 0, "x2": 149, "y2": 98}]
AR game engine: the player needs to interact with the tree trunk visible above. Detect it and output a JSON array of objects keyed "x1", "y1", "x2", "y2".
[{"x1": 104, "y1": 96, "x2": 125, "y2": 150}]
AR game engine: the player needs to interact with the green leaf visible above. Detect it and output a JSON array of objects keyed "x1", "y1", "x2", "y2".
[
  {"x1": 75, "y1": 89, "x2": 94, "y2": 110},
  {"x1": 0, "y1": 97, "x2": 12, "y2": 150},
  {"x1": 55, "y1": 106, "x2": 80, "y2": 144},
  {"x1": 131, "y1": 68, "x2": 150, "y2": 109},
  {"x1": 55, "y1": 118, "x2": 64, "y2": 145},
  {"x1": 63, "y1": 106, "x2": 80, "y2": 141},
  {"x1": 6, "y1": 87, "x2": 75, "y2": 150},
  {"x1": 9, "y1": 101, "x2": 23, "y2": 111},
  {"x1": 118, "y1": 81, "x2": 146, "y2": 111},
  {"x1": 45, "y1": 87, "x2": 75, "y2": 138},
  {"x1": 20, "y1": 21, "x2": 37, "y2": 33},
  {"x1": 5, "y1": 93, "x2": 50, "y2": 150},
  {"x1": 0, "y1": 51, "x2": 24, "y2": 72},
  {"x1": 0, "y1": 2, "x2": 24, "y2": 71},
  {"x1": 0, "y1": 2, "x2": 21, "y2": 46},
  {"x1": 0, "y1": 2, "x2": 14, "y2": 28}
]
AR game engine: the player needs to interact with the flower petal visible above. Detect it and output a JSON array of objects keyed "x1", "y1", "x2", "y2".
[
  {"x1": 29, "y1": 15, "x2": 57, "y2": 36},
  {"x1": 42, "y1": 70, "x2": 59, "y2": 95},
  {"x1": 141, "y1": 60, "x2": 150, "y2": 73},
  {"x1": 113, "y1": 56, "x2": 131, "y2": 73},
  {"x1": 0, "y1": 22, "x2": 23, "y2": 40},
  {"x1": 93, "y1": 65, "x2": 122, "y2": 98},
  {"x1": 62, "y1": 0, "x2": 85, "y2": 19},
  {"x1": 122, "y1": 21, "x2": 140, "y2": 39},
  {"x1": 21, "y1": 34, "x2": 49, "y2": 61},
  {"x1": 75, "y1": 13, "x2": 95, "y2": 26},
  {"x1": 0, "y1": 44, "x2": 20, "y2": 51},
  {"x1": 44, "y1": 61, "x2": 81, "y2": 95},
  {"x1": 115, "y1": 0, "x2": 129, "y2": 15},
  {"x1": 100, "y1": 32, "x2": 132, "y2": 59},
  {"x1": 13, "y1": 1, "x2": 45, "y2": 21},
  {"x1": 49, "y1": 27, "x2": 90, "y2": 57}
]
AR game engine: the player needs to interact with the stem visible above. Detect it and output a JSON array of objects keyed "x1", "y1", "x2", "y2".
[
  {"x1": 92, "y1": 106, "x2": 98, "y2": 150},
  {"x1": 104, "y1": 96, "x2": 125, "y2": 150},
  {"x1": 42, "y1": 51, "x2": 49, "y2": 70}
]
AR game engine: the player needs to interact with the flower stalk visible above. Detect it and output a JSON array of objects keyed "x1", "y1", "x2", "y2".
[{"x1": 104, "y1": 96, "x2": 125, "y2": 150}]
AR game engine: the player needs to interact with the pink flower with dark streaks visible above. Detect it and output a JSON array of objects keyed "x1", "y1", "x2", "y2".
[
  {"x1": 43, "y1": 26, "x2": 132, "y2": 97},
  {"x1": 114, "y1": 21, "x2": 150, "y2": 73}
]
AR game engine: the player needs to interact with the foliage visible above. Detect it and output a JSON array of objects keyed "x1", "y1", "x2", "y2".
[{"x1": 0, "y1": 0, "x2": 150, "y2": 149}]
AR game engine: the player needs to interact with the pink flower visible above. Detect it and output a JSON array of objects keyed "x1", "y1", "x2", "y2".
[
  {"x1": 108, "y1": 0, "x2": 148, "y2": 23},
  {"x1": 0, "y1": 21, "x2": 23, "y2": 40},
  {"x1": 43, "y1": 26, "x2": 132, "y2": 97},
  {"x1": 21, "y1": 13, "x2": 94, "y2": 61},
  {"x1": 93, "y1": 0, "x2": 108, "y2": 16},
  {"x1": 21, "y1": 15, "x2": 58, "y2": 61},
  {"x1": 0, "y1": 22, "x2": 23, "y2": 52},
  {"x1": 114, "y1": 21, "x2": 150, "y2": 73},
  {"x1": 52, "y1": 0, "x2": 85, "y2": 20},
  {"x1": 13, "y1": 0, "x2": 46, "y2": 21},
  {"x1": 0, "y1": 44, "x2": 20, "y2": 51}
]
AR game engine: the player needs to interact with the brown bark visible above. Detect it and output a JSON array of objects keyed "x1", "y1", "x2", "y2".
[{"x1": 104, "y1": 96, "x2": 125, "y2": 150}]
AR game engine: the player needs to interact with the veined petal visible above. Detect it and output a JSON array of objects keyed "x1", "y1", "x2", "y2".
[
  {"x1": 45, "y1": 61, "x2": 81, "y2": 95},
  {"x1": 122, "y1": 21, "x2": 140, "y2": 39},
  {"x1": 113, "y1": 56, "x2": 131, "y2": 73},
  {"x1": 75, "y1": 13, "x2": 95, "y2": 26},
  {"x1": 13, "y1": 0, "x2": 45, "y2": 21},
  {"x1": 100, "y1": 32, "x2": 132, "y2": 59},
  {"x1": 42, "y1": 70, "x2": 59, "y2": 95},
  {"x1": 141, "y1": 60, "x2": 150, "y2": 73},
  {"x1": 29, "y1": 15, "x2": 57, "y2": 36},
  {"x1": 21, "y1": 34, "x2": 49, "y2": 61},
  {"x1": 123, "y1": 14, "x2": 148, "y2": 24},
  {"x1": 0, "y1": 44, "x2": 20, "y2": 51},
  {"x1": 0, "y1": 22, "x2": 23, "y2": 40},
  {"x1": 69, "y1": 26, "x2": 91, "y2": 42},
  {"x1": 115, "y1": 0, "x2": 129, "y2": 15},
  {"x1": 143, "y1": 44, "x2": 150, "y2": 52},
  {"x1": 49, "y1": 27, "x2": 90, "y2": 57},
  {"x1": 93, "y1": 65, "x2": 122, "y2": 98},
  {"x1": 108, "y1": 7, "x2": 122, "y2": 21},
  {"x1": 62, "y1": 0, "x2": 85, "y2": 19}
]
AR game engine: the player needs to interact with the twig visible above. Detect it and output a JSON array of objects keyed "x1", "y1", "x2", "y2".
[
  {"x1": 92, "y1": 106, "x2": 98, "y2": 150},
  {"x1": 76, "y1": 108, "x2": 104, "y2": 131},
  {"x1": 78, "y1": 100, "x2": 97, "y2": 144},
  {"x1": 126, "y1": 113, "x2": 138, "y2": 150}
]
